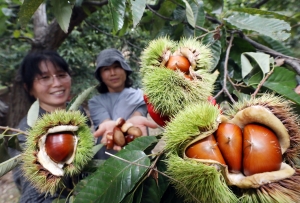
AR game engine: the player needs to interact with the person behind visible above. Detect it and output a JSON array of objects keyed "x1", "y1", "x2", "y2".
[
  {"x1": 9, "y1": 50, "x2": 89, "y2": 203},
  {"x1": 88, "y1": 48, "x2": 157, "y2": 159}
]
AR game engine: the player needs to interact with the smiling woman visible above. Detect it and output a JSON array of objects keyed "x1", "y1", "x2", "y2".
[
  {"x1": 8, "y1": 50, "x2": 91, "y2": 203},
  {"x1": 88, "y1": 48, "x2": 157, "y2": 159}
]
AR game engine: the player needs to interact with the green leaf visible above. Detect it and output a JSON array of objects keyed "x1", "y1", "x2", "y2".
[
  {"x1": 13, "y1": 30, "x2": 20, "y2": 38},
  {"x1": 75, "y1": 0, "x2": 84, "y2": 6},
  {"x1": 232, "y1": 90, "x2": 251, "y2": 101},
  {"x1": 259, "y1": 36, "x2": 294, "y2": 57},
  {"x1": 67, "y1": 86, "x2": 95, "y2": 111},
  {"x1": 27, "y1": 99, "x2": 40, "y2": 127},
  {"x1": 121, "y1": 183, "x2": 143, "y2": 203},
  {"x1": 241, "y1": 52, "x2": 271, "y2": 78},
  {"x1": 92, "y1": 144, "x2": 103, "y2": 157},
  {"x1": 123, "y1": 136, "x2": 158, "y2": 151},
  {"x1": 18, "y1": 0, "x2": 44, "y2": 27},
  {"x1": 190, "y1": 0, "x2": 205, "y2": 36},
  {"x1": 130, "y1": 0, "x2": 146, "y2": 28},
  {"x1": 232, "y1": 8, "x2": 291, "y2": 21},
  {"x1": 51, "y1": 0, "x2": 74, "y2": 33},
  {"x1": 203, "y1": 33, "x2": 222, "y2": 70},
  {"x1": 0, "y1": 154, "x2": 21, "y2": 177},
  {"x1": 182, "y1": 0, "x2": 195, "y2": 27},
  {"x1": 109, "y1": 0, "x2": 126, "y2": 31},
  {"x1": 74, "y1": 150, "x2": 151, "y2": 203},
  {"x1": 224, "y1": 12, "x2": 291, "y2": 41},
  {"x1": 263, "y1": 67, "x2": 300, "y2": 104},
  {"x1": 140, "y1": 155, "x2": 169, "y2": 203}
]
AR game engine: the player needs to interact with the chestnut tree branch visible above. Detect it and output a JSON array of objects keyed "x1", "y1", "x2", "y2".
[
  {"x1": 0, "y1": 126, "x2": 28, "y2": 136},
  {"x1": 215, "y1": 34, "x2": 236, "y2": 103},
  {"x1": 251, "y1": 66, "x2": 275, "y2": 98},
  {"x1": 239, "y1": 32, "x2": 300, "y2": 75}
]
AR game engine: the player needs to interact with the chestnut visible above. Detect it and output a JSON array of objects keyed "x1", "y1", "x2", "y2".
[
  {"x1": 125, "y1": 134, "x2": 135, "y2": 144},
  {"x1": 215, "y1": 123, "x2": 243, "y2": 173},
  {"x1": 127, "y1": 126, "x2": 142, "y2": 137},
  {"x1": 106, "y1": 132, "x2": 114, "y2": 149},
  {"x1": 166, "y1": 55, "x2": 190, "y2": 73},
  {"x1": 45, "y1": 131, "x2": 75, "y2": 163},
  {"x1": 243, "y1": 124, "x2": 282, "y2": 176},
  {"x1": 116, "y1": 118, "x2": 126, "y2": 128},
  {"x1": 113, "y1": 126, "x2": 126, "y2": 147},
  {"x1": 185, "y1": 134, "x2": 226, "y2": 165}
]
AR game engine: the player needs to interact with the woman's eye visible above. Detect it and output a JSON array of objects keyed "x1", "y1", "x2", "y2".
[
  {"x1": 58, "y1": 73, "x2": 68, "y2": 78},
  {"x1": 41, "y1": 76, "x2": 50, "y2": 80}
]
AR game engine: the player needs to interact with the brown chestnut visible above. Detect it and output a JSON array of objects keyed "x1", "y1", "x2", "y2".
[
  {"x1": 215, "y1": 123, "x2": 243, "y2": 173},
  {"x1": 116, "y1": 118, "x2": 126, "y2": 128},
  {"x1": 127, "y1": 126, "x2": 142, "y2": 137},
  {"x1": 45, "y1": 131, "x2": 75, "y2": 163},
  {"x1": 243, "y1": 124, "x2": 282, "y2": 176},
  {"x1": 185, "y1": 134, "x2": 226, "y2": 165},
  {"x1": 113, "y1": 126, "x2": 126, "y2": 147},
  {"x1": 166, "y1": 55, "x2": 190, "y2": 73},
  {"x1": 125, "y1": 134, "x2": 135, "y2": 144},
  {"x1": 106, "y1": 132, "x2": 114, "y2": 149}
]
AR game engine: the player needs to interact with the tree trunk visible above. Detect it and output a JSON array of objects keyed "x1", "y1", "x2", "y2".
[{"x1": 7, "y1": 81, "x2": 32, "y2": 128}]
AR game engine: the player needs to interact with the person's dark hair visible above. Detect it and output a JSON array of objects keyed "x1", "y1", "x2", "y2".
[
  {"x1": 18, "y1": 50, "x2": 70, "y2": 102},
  {"x1": 96, "y1": 70, "x2": 133, "y2": 93}
]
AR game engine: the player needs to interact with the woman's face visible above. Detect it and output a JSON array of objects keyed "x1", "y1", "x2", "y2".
[
  {"x1": 30, "y1": 60, "x2": 71, "y2": 112},
  {"x1": 100, "y1": 62, "x2": 127, "y2": 93}
]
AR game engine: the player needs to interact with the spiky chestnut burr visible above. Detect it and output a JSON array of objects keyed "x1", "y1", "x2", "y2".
[
  {"x1": 140, "y1": 37, "x2": 217, "y2": 123},
  {"x1": 22, "y1": 110, "x2": 94, "y2": 195},
  {"x1": 163, "y1": 94, "x2": 300, "y2": 203}
]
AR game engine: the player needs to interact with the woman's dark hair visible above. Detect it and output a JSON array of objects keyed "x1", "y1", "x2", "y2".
[
  {"x1": 18, "y1": 50, "x2": 70, "y2": 102},
  {"x1": 96, "y1": 70, "x2": 133, "y2": 93}
]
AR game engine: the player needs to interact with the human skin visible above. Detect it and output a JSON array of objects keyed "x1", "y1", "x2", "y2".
[
  {"x1": 29, "y1": 60, "x2": 71, "y2": 112},
  {"x1": 100, "y1": 62, "x2": 127, "y2": 93},
  {"x1": 94, "y1": 116, "x2": 158, "y2": 151}
]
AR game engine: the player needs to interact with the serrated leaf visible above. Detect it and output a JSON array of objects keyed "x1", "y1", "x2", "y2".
[
  {"x1": 203, "y1": 33, "x2": 222, "y2": 70},
  {"x1": 51, "y1": 0, "x2": 74, "y2": 33},
  {"x1": 232, "y1": 8, "x2": 290, "y2": 21},
  {"x1": 130, "y1": 0, "x2": 146, "y2": 28},
  {"x1": 190, "y1": 0, "x2": 205, "y2": 36},
  {"x1": 241, "y1": 52, "x2": 271, "y2": 78},
  {"x1": 263, "y1": 67, "x2": 300, "y2": 104},
  {"x1": 67, "y1": 86, "x2": 95, "y2": 111},
  {"x1": 224, "y1": 12, "x2": 290, "y2": 41},
  {"x1": 182, "y1": 0, "x2": 195, "y2": 27},
  {"x1": 73, "y1": 150, "x2": 150, "y2": 203},
  {"x1": 109, "y1": 0, "x2": 126, "y2": 31},
  {"x1": 0, "y1": 154, "x2": 21, "y2": 177},
  {"x1": 260, "y1": 35, "x2": 294, "y2": 57},
  {"x1": 18, "y1": 0, "x2": 44, "y2": 27},
  {"x1": 27, "y1": 99, "x2": 40, "y2": 127}
]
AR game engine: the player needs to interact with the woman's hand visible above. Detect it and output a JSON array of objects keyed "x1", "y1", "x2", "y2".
[
  {"x1": 127, "y1": 116, "x2": 158, "y2": 135},
  {"x1": 93, "y1": 116, "x2": 158, "y2": 150},
  {"x1": 94, "y1": 120, "x2": 122, "y2": 151}
]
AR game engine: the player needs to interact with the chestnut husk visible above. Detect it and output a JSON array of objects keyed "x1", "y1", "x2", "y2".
[
  {"x1": 163, "y1": 94, "x2": 300, "y2": 203},
  {"x1": 22, "y1": 110, "x2": 94, "y2": 195}
]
